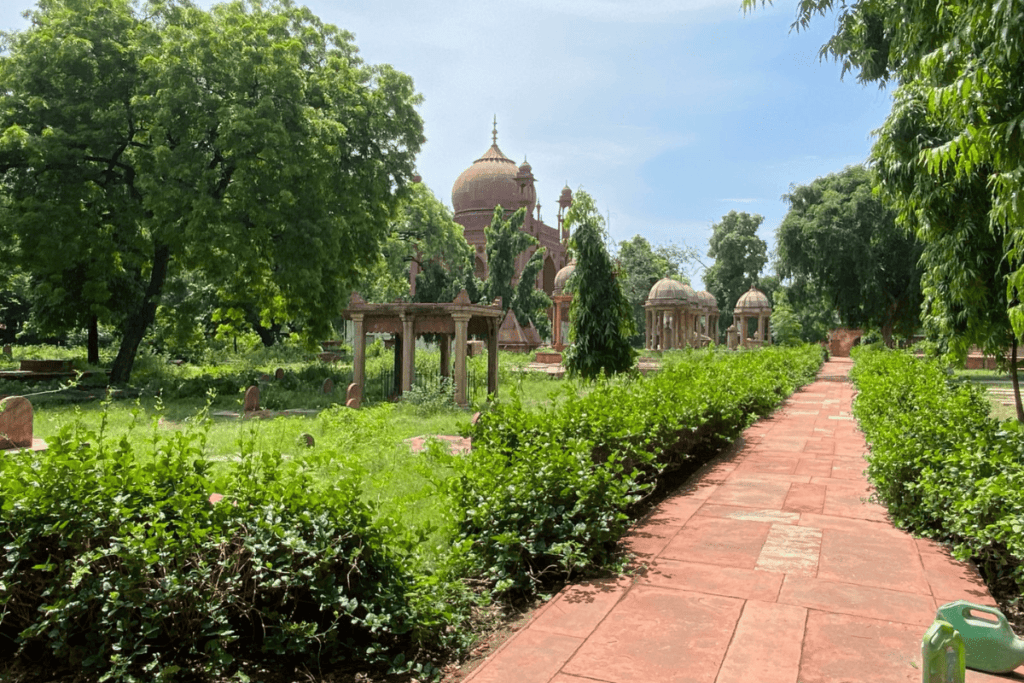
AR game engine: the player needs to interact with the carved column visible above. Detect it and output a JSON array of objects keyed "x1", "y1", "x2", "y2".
[
  {"x1": 440, "y1": 334, "x2": 451, "y2": 378},
  {"x1": 352, "y1": 314, "x2": 365, "y2": 403},
  {"x1": 453, "y1": 313, "x2": 470, "y2": 407},
  {"x1": 401, "y1": 313, "x2": 415, "y2": 393},
  {"x1": 487, "y1": 317, "x2": 499, "y2": 397}
]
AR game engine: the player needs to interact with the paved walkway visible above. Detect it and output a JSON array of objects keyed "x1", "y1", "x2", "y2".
[{"x1": 463, "y1": 358, "x2": 1024, "y2": 683}]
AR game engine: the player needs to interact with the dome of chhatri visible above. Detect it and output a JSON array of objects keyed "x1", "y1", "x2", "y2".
[
  {"x1": 646, "y1": 277, "x2": 692, "y2": 305},
  {"x1": 697, "y1": 290, "x2": 718, "y2": 311},
  {"x1": 452, "y1": 120, "x2": 522, "y2": 217},
  {"x1": 734, "y1": 285, "x2": 771, "y2": 313},
  {"x1": 553, "y1": 261, "x2": 576, "y2": 295}
]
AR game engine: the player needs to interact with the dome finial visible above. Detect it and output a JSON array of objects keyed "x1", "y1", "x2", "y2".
[{"x1": 492, "y1": 115, "x2": 498, "y2": 145}]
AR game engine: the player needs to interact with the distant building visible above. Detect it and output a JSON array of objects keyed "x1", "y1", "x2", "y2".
[{"x1": 449, "y1": 118, "x2": 573, "y2": 297}]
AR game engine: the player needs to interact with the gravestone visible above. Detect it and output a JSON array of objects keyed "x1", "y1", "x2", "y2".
[
  {"x1": 0, "y1": 396, "x2": 33, "y2": 449},
  {"x1": 243, "y1": 385, "x2": 260, "y2": 412},
  {"x1": 345, "y1": 382, "x2": 360, "y2": 410},
  {"x1": 274, "y1": 367, "x2": 284, "y2": 381},
  {"x1": 300, "y1": 433, "x2": 315, "y2": 448},
  {"x1": 2, "y1": 345, "x2": 10, "y2": 358},
  {"x1": 322, "y1": 378, "x2": 334, "y2": 394},
  {"x1": 259, "y1": 373, "x2": 272, "y2": 382}
]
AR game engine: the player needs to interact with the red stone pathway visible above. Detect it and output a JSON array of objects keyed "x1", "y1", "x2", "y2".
[{"x1": 461, "y1": 358, "x2": 1024, "y2": 683}]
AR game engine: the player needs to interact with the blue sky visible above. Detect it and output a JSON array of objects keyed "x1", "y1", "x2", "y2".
[{"x1": 0, "y1": 0, "x2": 893, "y2": 289}]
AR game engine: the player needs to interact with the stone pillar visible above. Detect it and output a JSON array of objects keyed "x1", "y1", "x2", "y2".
[
  {"x1": 440, "y1": 334, "x2": 451, "y2": 378},
  {"x1": 401, "y1": 314, "x2": 415, "y2": 393},
  {"x1": 487, "y1": 317, "x2": 499, "y2": 397},
  {"x1": 763, "y1": 315, "x2": 771, "y2": 345},
  {"x1": 643, "y1": 309, "x2": 651, "y2": 352},
  {"x1": 554, "y1": 300, "x2": 562, "y2": 349},
  {"x1": 351, "y1": 314, "x2": 365, "y2": 403},
  {"x1": 453, "y1": 313, "x2": 470, "y2": 407}
]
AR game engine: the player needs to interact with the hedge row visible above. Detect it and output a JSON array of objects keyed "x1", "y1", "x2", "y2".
[
  {"x1": 849, "y1": 348, "x2": 1024, "y2": 592},
  {"x1": 452, "y1": 345, "x2": 825, "y2": 596},
  {"x1": 0, "y1": 344, "x2": 824, "y2": 681}
]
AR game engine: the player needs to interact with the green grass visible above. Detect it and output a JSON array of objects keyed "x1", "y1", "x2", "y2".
[{"x1": 21, "y1": 345, "x2": 570, "y2": 573}]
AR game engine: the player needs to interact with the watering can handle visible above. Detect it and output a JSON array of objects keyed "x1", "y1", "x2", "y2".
[{"x1": 960, "y1": 604, "x2": 1009, "y2": 628}]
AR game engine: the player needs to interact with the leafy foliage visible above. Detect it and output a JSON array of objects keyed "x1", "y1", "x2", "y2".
[
  {"x1": 357, "y1": 183, "x2": 479, "y2": 305},
  {"x1": 746, "y1": 0, "x2": 1024, "y2": 413},
  {"x1": 0, "y1": 0, "x2": 423, "y2": 384},
  {"x1": 0, "y1": 411, "x2": 443, "y2": 681},
  {"x1": 616, "y1": 235, "x2": 694, "y2": 345},
  {"x1": 776, "y1": 165, "x2": 923, "y2": 344},
  {"x1": 563, "y1": 191, "x2": 636, "y2": 379},
  {"x1": 850, "y1": 348, "x2": 1024, "y2": 594},
  {"x1": 482, "y1": 206, "x2": 551, "y2": 339},
  {"x1": 703, "y1": 211, "x2": 768, "y2": 334},
  {"x1": 457, "y1": 344, "x2": 824, "y2": 596}
]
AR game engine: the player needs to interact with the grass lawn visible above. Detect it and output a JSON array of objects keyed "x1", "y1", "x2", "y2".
[
  {"x1": 23, "y1": 349, "x2": 571, "y2": 573},
  {"x1": 953, "y1": 369, "x2": 1019, "y2": 422}
]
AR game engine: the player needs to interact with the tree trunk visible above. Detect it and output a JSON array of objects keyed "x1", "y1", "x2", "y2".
[
  {"x1": 1012, "y1": 337, "x2": 1024, "y2": 424},
  {"x1": 88, "y1": 315, "x2": 99, "y2": 365},
  {"x1": 109, "y1": 243, "x2": 171, "y2": 385}
]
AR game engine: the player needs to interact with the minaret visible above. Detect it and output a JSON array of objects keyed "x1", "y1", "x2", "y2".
[{"x1": 557, "y1": 183, "x2": 573, "y2": 244}]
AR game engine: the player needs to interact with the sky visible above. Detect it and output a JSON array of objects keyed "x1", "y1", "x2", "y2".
[{"x1": 0, "y1": 0, "x2": 894, "y2": 289}]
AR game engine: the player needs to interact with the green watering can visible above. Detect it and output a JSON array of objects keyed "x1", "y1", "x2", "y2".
[
  {"x1": 936, "y1": 601, "x2": 1024, "y2": 673},
  {"x1": 922, "y1": 620, "x2": 965, "y2": 683}
]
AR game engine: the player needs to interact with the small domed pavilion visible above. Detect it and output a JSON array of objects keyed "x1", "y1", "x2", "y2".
[
  {"x1": 551, "y1": 261, "x2": 576, "y2": 350},
  {"x1": 731, "y1": 285, "x2": 772, "y2": 348}
]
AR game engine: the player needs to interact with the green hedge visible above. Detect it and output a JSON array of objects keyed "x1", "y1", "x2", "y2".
[
  {"x1": 849, "y1": 348, "x2": 1024, "y2": 592},
  {"x1": 0, "y1": 421, "x2": 438, "y2": 681},
  {"x1": 453, "y1": 345, "x2": 824, "y2": 596}
]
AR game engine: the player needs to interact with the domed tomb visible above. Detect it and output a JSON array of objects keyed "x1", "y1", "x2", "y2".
[
  {"x1": 645, "y1": 278, "x2": 699, "y2": 351},
  {"x1": 732, "y1": 285, "x2": 772, "y2": 348},
  {"x1": 553, "y1": 261, "x2": 576, "y2": 296}
]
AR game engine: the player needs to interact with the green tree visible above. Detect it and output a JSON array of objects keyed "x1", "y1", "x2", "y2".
[
  {"x1": 563, "y1": 191, "x2": 636, "y2": 379},
  {"x1": 0, "y1": 0, "x2": 423, "y2": 384},
  {"x1": 356, "y1": 183, "x2": 478, "y2": 304},
  {"x1": 616, "y1": 235, "x2": 692, "y2": 346},
  {"x1": 703, "y1": 211, "x2": 768, "y2": 335},
  {"x1": 482, "y1": 206, "x2": 551, "y2": 339},
  {"x1": 746, "y1": 0, "x2": 1024, "y2": 419},
  {"x1": 776, "y1": 165, "x2": 923, "y2": 345}
]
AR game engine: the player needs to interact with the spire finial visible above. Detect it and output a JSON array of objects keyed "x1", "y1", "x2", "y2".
[{"x1": 492, "y1": 115, "x2": 498, "y2": 145}]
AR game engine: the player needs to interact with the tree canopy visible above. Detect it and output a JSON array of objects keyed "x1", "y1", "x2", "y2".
[
  {"x1": 356, "y1": 183, "x2": 477, "y2": 305},
  {"x1": 703, "y1": 211, "x2": 768, "y2": 334},
  {"x1": 616, "y1": 235, "x2": 692, "y2": 346},
  {"x1": 776, "y1": 165, "x2": 923, "y2": 344},
  {"x1": 563, "y1": 191, "x2": 636, "y2": 379},
  {"x1": 0, "y1": 0, "x2": 423, "y2": 383},
  {"x1": 482, "y1": 206, "x2": 551, "y2": 339},
  {"x1": 745, "y1": 0, "x2": 1024, "y2": 418}
]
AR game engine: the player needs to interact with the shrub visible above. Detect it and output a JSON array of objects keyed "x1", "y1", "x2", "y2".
[
  {"x1": 850, "y1": 347, "x2": 1024, "y2": 592},
  {"x1": 0, "y1": 413, "x2": 427, "y2": 681},
  {"x1": 455, "y1": 344, "x2": 823, "y2": 597}
]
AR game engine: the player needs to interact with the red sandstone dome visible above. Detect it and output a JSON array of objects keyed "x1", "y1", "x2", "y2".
[{"x1": 452, "y1": 142, "x2": 521, "y2": 217}]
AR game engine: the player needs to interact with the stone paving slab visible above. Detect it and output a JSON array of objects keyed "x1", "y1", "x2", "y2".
[{"x1": 461, "y1": 359, "x2": 1024, "y2": 682}]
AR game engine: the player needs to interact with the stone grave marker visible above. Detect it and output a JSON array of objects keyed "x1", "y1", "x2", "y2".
[
  {"x1": 2, "y1": 345, "x2": 11, "y2": 358},
  {"x1": 300, "y1": 433, "x2": 315, "y2": 447},
  {"x1": 345, "y1": 382, "x2": 360, "y2": 410},
  {"x1": 0, "y1": 396, "x2": 33, "y2": 449},
  {"x1": 275, "y1": 367, "x2": 284, "y2": 381},
  {"x1": 243, "y1": 385, "x2": 260, "y2": 413},
  {"x1": 322, "y1": 378, "x2": 334, "y2": 394}
]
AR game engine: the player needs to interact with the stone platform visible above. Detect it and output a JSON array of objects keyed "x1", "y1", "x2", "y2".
[{"x1": 460, "y1": 358, "x2": 1022, "y2": 683}]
